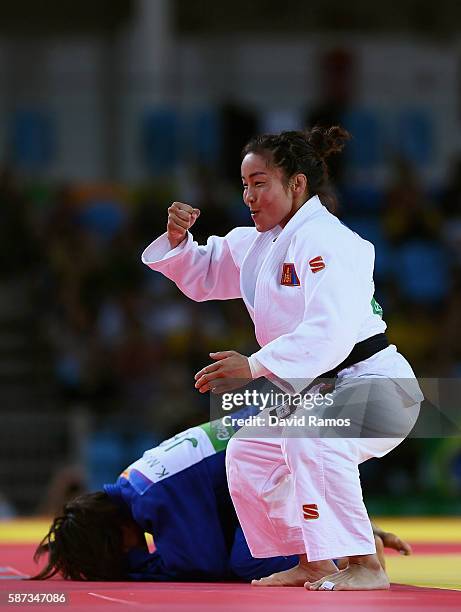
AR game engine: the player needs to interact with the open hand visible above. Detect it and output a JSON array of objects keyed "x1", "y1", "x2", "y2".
[
  {"x1": 380, "y1": 531, "x2": 412, "y2": 556},
  {"x1": 194, "y1": 351, "x2": 252, "y2": 394}
]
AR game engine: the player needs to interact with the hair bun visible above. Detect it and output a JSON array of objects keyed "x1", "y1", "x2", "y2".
[{"x1": 305, "y1": 126, "x2": 351, "y2": 161}]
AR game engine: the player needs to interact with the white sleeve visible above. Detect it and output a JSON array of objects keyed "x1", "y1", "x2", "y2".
[
  {"x1": 252, "y1": 242, "x2": 371, "y2": 394},
  {"x1": 248, "y1": 355, "x2": 271, "y2": 379},
  {"x1": 141, "y1": 227, "x2": 256, "y2": 302}
]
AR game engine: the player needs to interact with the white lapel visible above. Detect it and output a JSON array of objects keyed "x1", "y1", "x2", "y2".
[
  {"x1": 239, "y1": 230, "x2": 277, "y2": 317},
  {"x1": 244, "y1": 195, "x2": 325, "y2": 343}
]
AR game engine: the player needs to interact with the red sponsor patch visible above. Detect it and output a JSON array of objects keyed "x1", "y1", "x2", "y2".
[
  {"x1": 280, "y1": 263, "x2": 300, "y2": 286},
  {"x1": 309, "y1": 256, "x2": 325, "y2": 273},
  {"x1": 302, "y1": 503, "x2": 320, "y2": 520}
]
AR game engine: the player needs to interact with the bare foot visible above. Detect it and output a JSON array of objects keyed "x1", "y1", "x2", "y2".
[
  {"x1": 336, "y1": 534, "x2": 402, "y2": 573},
  {"x1": 305, "y1": 555, "x2": 390, "y2": 591},
  {"x1": 252, "y1": 555, "x2": 337, "y2": 587}
]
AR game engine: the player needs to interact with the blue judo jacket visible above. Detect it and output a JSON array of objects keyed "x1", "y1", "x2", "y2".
[{"x1": 104, "y1": 418, "x2": 297, "y2": 581}]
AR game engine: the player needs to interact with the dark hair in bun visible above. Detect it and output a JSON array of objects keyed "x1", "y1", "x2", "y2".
[{"x1": 242, "y1": 125, "x2": 351, "y2": 213}]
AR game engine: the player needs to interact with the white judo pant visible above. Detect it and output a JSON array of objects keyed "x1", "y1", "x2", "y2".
[{"x1": 225, "y1": 347, "x2": 422, "y2": 562}]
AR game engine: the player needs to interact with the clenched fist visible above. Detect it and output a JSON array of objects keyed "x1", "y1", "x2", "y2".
[{"x1": 167, "y1": 202, "x2": 200, "y2": 249}]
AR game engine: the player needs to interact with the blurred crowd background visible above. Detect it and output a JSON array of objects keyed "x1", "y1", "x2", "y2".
[{"x1": 0, "y1": 0, "x2": 460, "y2": 517}]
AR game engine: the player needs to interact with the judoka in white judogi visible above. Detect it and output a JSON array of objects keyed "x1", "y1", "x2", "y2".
[{"x1": 142, "y1": 194, "x2": 422, "y2": 565}]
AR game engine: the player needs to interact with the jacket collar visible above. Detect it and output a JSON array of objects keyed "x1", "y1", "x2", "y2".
[{"x1": 278, "y1": 194, "x2": 325, "y2": 236}]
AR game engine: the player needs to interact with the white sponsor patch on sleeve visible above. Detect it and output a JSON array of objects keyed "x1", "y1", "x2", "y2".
[{"x1": 126, "y1": 427, "x2": 215, "y2": 484}]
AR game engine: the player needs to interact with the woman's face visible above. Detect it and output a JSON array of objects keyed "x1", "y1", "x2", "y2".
[{"x1": 241, "y1": 152, "x2": 297, "y2": 232}]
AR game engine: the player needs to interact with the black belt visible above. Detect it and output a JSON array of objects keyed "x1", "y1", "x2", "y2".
[
  {"x1": 269, "y1": 333, "x2": 389, "y2": 418},
  {"x1": 317, "y1": 333, "x2": 389, "y2": 382}
]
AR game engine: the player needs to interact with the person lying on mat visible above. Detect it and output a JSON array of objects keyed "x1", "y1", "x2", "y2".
[{"x1": 31, "y1": 416, "x2": 411, "y2": 582}]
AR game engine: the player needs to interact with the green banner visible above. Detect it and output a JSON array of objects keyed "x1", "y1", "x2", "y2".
[{"x1": 200, "y1": 419, "x2": 235, "y2": 452}]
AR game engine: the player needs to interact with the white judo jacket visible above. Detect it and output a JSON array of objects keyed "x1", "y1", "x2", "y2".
[{"x1": 142, "y1": 196, "x2": 386, "y2": 393}]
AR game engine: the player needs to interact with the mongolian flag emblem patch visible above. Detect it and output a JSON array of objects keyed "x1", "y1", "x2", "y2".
[
  {"x1": 280, "y1": 263, "x2": 300, "y2": 286},
  {"x1": 309, "y1": 256, "x2": 325, "y2": 273}
]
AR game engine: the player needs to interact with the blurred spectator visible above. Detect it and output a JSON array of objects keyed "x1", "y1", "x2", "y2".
[
  {"x1": 37, "y1": 466, "x2": 86, "y2": 517},
  {"x1": 436, "y1": 281, "x2": 461, "y2": 375},
  {"x1": 0, "y1": 167, "x2": 38, "y2": 277},
  {"x1": 383, "y1": 157, "x2": 442, "y2": 245},
  {"x1": 305, "y1": 47, "x2": 357, "y2": 184},
  {"x1": 220, "y1": 100, "x2": 259, "y2": 182},
  {"x1": 0, "y1": 492, "x2": 16, "y2": 520},
  {"x1": 440, "y1": 154, "x2": 461, "y2": 267}
]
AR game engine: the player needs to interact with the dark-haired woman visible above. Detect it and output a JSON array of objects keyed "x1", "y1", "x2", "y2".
[
  {"x1": 31, "y1": 417, "x2": 299, "y2": 582},
  {"x1": 32, "y1": 416, "x2": 410, "y2": 582},
  {"x1": 142, "y1": 126, "x2": 422, "y2": 591}
]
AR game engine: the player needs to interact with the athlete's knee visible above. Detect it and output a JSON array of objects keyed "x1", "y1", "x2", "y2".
[
  {"x1": 227, "y1": 437, "x2": 277, "y2": 497},
  {"x1": 226, "y1": 437, "x2": 246, "y2": 468},
  {"x1": 280, "y1": 436, "x2": 319, "y2": 466},
  {"x1": 226, "y1": 437, "x2": 262, "y2": 468},
  {"x1": 226, "y1": 437, "x2": 250, "y2": 492}
]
